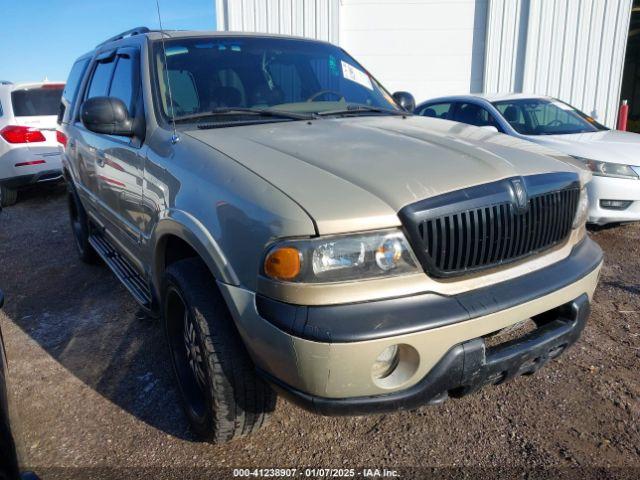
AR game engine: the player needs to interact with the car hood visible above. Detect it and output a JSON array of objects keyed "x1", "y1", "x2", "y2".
[
  {"x1": 525, "y1": 130, "x2": 640, "y2": 166},
  {"x1": 186, "y1": 115, "x2": 583, "y2": 234}
]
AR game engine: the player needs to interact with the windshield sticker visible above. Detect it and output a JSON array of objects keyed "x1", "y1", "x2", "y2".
[{"x1": 341, "y1": 60, "x2": 373, "y2": 90}]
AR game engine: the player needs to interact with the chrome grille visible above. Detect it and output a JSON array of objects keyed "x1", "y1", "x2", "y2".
[{"x1": 399, "y1": 174, "x2": 580, "y2": 278}]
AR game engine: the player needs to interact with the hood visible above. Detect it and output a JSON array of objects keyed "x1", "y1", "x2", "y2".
[
  {"x1": 526, "y1": 130, "x2": 640, "y2": 166},
  {"x1": 186, "y1": 115, "x2": 583, "y2": 234}
]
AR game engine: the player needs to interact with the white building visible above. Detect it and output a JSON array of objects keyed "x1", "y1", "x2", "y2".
[{"x1": 215, "y1": 0, "x2": 637, "y2": 129}]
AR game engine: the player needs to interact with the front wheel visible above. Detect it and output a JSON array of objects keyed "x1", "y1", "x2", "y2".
[{"x1": 162, "y1": 258, "x2": 276, "y2": 442}]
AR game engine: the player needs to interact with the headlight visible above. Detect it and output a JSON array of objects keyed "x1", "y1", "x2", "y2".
[
  {"x1": 572, "y1": 187, "x2": 589, "y2": 228},
  {"x1": 572, "y1": 156, "x2": 639, "y2": 180},
  {"x1": 263, "y1": 229, "x2": 419, "y2": 283}
]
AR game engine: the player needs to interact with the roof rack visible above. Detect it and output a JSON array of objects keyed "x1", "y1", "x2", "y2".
[
  {"x1": 96, "y1": 27, "x2": 151, "y2": 48},
  {"x1": 0, "y1": 80, "x2": 13, "y2": 85}
]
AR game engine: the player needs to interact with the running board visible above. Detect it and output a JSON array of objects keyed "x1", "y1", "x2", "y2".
[{"x1": 89, "y1": 233, "x2": 152, "y2": 308}]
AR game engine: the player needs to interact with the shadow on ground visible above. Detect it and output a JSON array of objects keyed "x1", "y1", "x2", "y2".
[{"x1": 0, "y1": 184, "x2": 194, "y2": 440}]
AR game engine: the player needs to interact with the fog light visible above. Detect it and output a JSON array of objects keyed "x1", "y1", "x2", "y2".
[
  {"x1": 600, "y1": 199, "x2": 632, "y2": 210},
  {"x1": 371, "y1": 345, "x2": 399, "y2": 379}
]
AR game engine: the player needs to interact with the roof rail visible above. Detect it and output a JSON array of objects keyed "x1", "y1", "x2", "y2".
[
  {"x1": 96, "y1": 27, "x2": 151, "y2": 48},
  {"x1": 0, "y1": 80, "x2": 13, "y2": 85}
]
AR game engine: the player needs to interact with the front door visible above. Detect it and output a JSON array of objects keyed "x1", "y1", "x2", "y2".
[{"x1": 75, "y1": 47, "x2": 146, "y2": 266}]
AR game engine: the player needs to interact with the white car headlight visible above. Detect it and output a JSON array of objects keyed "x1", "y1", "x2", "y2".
[
  {"x1": 572, "y1": 156, "x2": 639, "y2": 180},
  {"x1": 263, "y1": 229, "x2": 419, "y2": 283},
  {"x1": 572, "y1": 187, "x2": 589, "y2": 228}
]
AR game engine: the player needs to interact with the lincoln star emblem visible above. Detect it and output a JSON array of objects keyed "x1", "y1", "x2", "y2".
[{"x1": 511, "y1": 178, "x2": 528, "y2": 212}]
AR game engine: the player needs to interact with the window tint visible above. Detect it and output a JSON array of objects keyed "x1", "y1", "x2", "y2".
[
  {"x1": 63, "y1": 59, "x2": 89, "y2": 104},
  {"x1": 452, "y1": 103, "x2": 498, "y2": 128},
  {"x1": 11, "y1": 87, "x2": 63, "y2": 116},
  {"x1": 165, "y1": 70, "x2": 200, "y2": 115},
  {"x1": 154, "y1": 37, "x2": 398, "y2": 119},
  {"x1": 265, "y1": 62, "x2": 303, "y2": 105},
  {"x1": 204, "y1": 68, "x2": 245, "y2": 109},
  {"x1": 87, "y1": 59, "x2": 116, "y2": 99},
  {"x1": 418, "y1": 103, "x2": 452, "y2": 119},
  {"x1": 109, "y1": 55, "x2": 135, "y2": 113}
]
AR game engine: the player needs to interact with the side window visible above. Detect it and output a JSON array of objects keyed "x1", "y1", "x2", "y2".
[
  {"x1": 494, "y1": 102, "x2": 528, "y2": 132},
  {"x1": 87, "y1": 58, "x2": 116, "y2": 99},
  {"x1": 452, "y1": 103, "x2": 499, "y2": 128},
  {"x1": 109, "y1": 55, "x2": 135, "y2": 114},
  {"x1": 418, "y1": 103, "x2": 452, "y2": 119}
]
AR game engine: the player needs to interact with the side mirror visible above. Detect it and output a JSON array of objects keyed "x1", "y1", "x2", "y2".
[
  {"x1": 480, "y1": 125, "x2": 499, "y2": 133},
  {"x1": 392, "y1": 91, "x2": 416, "y2": 112},
  {"x1": 81, "y1": 97, "x2": 134, "y2": 136}
]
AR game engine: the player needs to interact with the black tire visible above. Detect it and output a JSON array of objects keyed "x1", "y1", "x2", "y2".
[
  {"x1": 0, "y1": 185, "x2": 17, "y2": 207},
  {"x1": 66, "y1": 182, "x2": 98, "y2": 264},
  {"x1": 162, "y1": 258, "x2": 276, "y2": 443}
]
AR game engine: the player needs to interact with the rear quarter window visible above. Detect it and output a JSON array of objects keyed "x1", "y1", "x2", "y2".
[
  {"x1": 11, "y1": 87, "x2": 63, "y2": 116},
  {"x1": 60, "y1": 58, "x2": 90, "y2": 124},
  {"x1": 62, "y1": 59, "x2": 90, "y2": 105}
]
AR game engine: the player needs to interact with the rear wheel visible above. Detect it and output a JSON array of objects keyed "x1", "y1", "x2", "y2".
[
  {"x1": 162, "y1": 258, "x2": 276, "y2": 443},
  {"x1": 67, "y1": 182, "x2": 97, "y2": 264},
  {"x1": 0, "y1": 186, "x2": 17, "y2": 207}
]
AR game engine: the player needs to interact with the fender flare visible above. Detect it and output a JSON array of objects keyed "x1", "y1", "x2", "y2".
[{"x1": 150, "y1": 209, "x2": 240, "y2": 296}]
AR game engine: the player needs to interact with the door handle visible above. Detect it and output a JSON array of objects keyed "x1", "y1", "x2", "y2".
[{"x1": 96, "y1": 151, "x2": 106, "y2": 167}]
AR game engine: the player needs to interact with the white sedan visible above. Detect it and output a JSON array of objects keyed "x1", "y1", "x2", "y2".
[{"x1": 415, "y1": 94, "x2": 640, "y2": 225}]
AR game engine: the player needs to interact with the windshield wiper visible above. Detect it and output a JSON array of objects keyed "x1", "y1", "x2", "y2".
[
  {"x1": 174, "y1": 107, "x2": 315, "y2": 123},
  {"x1": 317, "y1": 104, "x2": 409, "y2": 117}
]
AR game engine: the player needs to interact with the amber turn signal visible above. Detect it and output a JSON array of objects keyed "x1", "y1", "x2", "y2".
[{"x1": 264, "y1": 247, "x2": 301, "y2": 280}]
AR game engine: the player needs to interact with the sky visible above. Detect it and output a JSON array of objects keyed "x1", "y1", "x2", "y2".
[{"x1": 0, "y1": 0, "x2": 216, "y2": 83}]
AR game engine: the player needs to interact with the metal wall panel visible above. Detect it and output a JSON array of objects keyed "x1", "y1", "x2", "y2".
[
  {"x1": 215, "y1": 0, "x2": 340, "y2": 43},
  {"x1": 484, "y1": 0, "x2": 527, "y2": 93},
  {"x1": 485, "y1": 0, "x2": 632, "y2": 127},
  {"x1": 339, "y1": 0, "x2": 488, "y2": 101}
]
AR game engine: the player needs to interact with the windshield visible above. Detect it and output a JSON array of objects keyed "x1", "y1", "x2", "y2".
[
  {"x1": 492, "y1": 98, "x2": 607, "y2": 135},
  {"x1": 152, "y1": 36, "x2": 399, "y2": 123},
  {"x1": 11, "y1": 85, "x2": 63, "y2": 117}
]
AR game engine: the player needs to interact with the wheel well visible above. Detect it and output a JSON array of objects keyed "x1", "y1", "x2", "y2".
[{"x1": 163, "y1": 235, "x2": 200, "y2": 270}]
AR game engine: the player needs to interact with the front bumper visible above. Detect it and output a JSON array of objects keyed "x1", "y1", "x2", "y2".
[
  {"x1": 218, "y1": 238, "x2": 603, "y2": 414},
  {"x1": 587, "y1": 175, "x2": 640, "y2": 225},
  {"x1": 263, "y1": 294, "x2": 590, "y2": 415}
]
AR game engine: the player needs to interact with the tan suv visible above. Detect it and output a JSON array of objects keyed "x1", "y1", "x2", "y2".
[{"x1": 59, "y1": 28, "x2": 603, "y2": 442}]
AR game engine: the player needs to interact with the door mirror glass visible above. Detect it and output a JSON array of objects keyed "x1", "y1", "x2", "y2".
[
  {"x1": 80, "y1": 96, "x2": 134, "y2": 136},
  {"x1": 392, "y1": 91, "x2": 416, "y2": 112}
]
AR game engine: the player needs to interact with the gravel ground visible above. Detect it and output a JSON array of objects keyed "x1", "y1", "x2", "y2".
[{"x1": 0, "y1": 186, "x2": 638, "y2": 480}]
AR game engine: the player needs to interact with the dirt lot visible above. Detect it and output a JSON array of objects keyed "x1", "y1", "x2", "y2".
[{"x1": 0, "y1": 186, "x2": 638, "y2": 479}]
